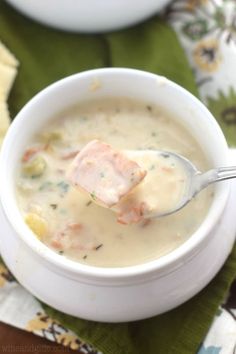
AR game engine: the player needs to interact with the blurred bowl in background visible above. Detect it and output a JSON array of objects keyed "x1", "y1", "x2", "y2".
[{"x1": 5, "y1": 0, "x2": 171, "y2": 33}]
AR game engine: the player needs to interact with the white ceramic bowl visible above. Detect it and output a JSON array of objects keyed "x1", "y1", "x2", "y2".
[
  {"x1": 5, "y1": 0, "x2": 171, "y2": 33},
  {"x1": 0, "y1": 68, "x2": 234, "y2": 322}
]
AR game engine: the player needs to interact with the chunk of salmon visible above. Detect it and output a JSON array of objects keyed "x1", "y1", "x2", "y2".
[
  {"x1": 116, "y1": 201, "x2": 149, "y2": 225},
  {"x1": 67, "y1": 140, "x2": 147, "y2": 207},
  {"x1": 50, "y1": 223, "x2": 94, "y2": 251},
  {"x1": 22, "y1": 145, "x2": 44, "y2": 162}
]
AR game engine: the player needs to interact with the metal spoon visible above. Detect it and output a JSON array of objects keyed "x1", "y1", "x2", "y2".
[{"x1": 128, "y1": 150, "x2": 236, "y2": 218}]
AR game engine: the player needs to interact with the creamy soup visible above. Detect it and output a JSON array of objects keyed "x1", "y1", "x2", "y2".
[{"x1": 16, "y1": 98, "x2": 212, "y2": 267}]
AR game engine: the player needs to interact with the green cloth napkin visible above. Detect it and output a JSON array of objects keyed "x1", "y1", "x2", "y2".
[
  {"x1": 0, "y1": 1, "x2": 235, "y2": 354},
  {"x1": 0, "y1": 0, "x2": 198, "y2": 116}
]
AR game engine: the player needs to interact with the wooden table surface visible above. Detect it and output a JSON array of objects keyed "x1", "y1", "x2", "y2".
[
  {"x1": 0, "y1": 322, "x2": 75, "y2": 354},
  {"x1": 0, "y1": 281, "x2": 235, "y2": 354}
]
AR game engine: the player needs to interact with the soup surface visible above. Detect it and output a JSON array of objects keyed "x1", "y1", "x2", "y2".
[{"x1": 16, "y1": 98, "x2": 212, "y2": 267}]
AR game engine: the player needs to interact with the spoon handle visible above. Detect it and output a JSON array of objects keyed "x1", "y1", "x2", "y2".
[
  {"x1": 214, "y1": 166, "x2": 236, "y2": 181},
  {"x1": 195, "y1": 166, "x2": 236, "y2": 194}
]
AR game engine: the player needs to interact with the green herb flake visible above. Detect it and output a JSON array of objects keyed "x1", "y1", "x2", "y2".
[
  {"x1": 39, "y1": 181, "x2": 53, "y2": 191},
  {"x1": 83, "y1": 255, "x2": 88, "y2": 259},
  {"x1": 57, "y1": 181, "x2": 70, "y2": 193},
  {"x1": 149, "y1": 164, "x2": 155, "y2": 171},
  {"x1": 95, "y1": 244, "x2": 103, "y2": 251},
  {"x1": 161, "y1": 153, "x2": 170, "y2": 159},
  {"x1": 50, "y1": 204, "x2": 58, "y2": 210},
  {"x1": 100, "y1": 172, "x2": 105, "y2": 178},
  {"x1": 86, "y1": 200, "x2": 92, "y2": 207},
  {"x1": 151, "y1": 132, "x2": 157, "y2": 137},
  {"x1": 59, "y1": 209, "x2": 67, "y2": 215},
  {"x1": 58, "y1": 250, "x2": 64, "y2": 255},
  {"x1": 90, "y1": 191, "x2": 96, "y2": 201}
]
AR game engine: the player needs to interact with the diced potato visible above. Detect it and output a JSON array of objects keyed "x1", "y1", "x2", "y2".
[
  {"x1": 23, "y1": 155, "x2": 47, "y2": 178},
  {"x1": 40, "y1": 131, "x2": 63, "y2": 144},
  {"x1": 17, "y1": 180, "x2": 35, "y2": 194},
  {"x1": 25, "y1": 213, "x2": 47, "y2": 240}
]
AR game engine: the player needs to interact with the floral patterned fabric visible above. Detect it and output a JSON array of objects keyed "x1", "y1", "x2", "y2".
[
  {"x1": 165, "y1": 1, "x2": 236, "y2": 352},
  {"x1": 0, "y1": 261, "x2": 99, "y2": 353},
  {"x1": 164, "y1": 0, "x2": 236, "y2": 146}
]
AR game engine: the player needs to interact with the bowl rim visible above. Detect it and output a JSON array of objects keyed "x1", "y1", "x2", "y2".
[{"x1": 0, "y1": 68, "x2": 230, "y2": 282}]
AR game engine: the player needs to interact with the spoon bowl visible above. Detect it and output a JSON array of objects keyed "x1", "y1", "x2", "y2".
[{"x1": 128, "y1": 150, "x2": 236, "y2": 218}]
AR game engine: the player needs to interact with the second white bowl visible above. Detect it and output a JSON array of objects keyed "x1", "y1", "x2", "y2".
[{"x1": 5, "y1": 0, "x2": 171, "y2": 33}]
